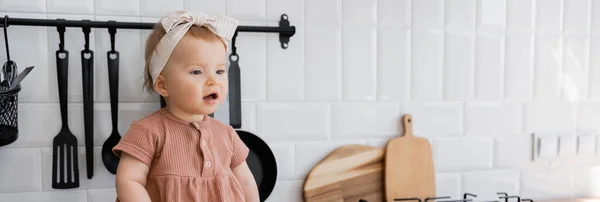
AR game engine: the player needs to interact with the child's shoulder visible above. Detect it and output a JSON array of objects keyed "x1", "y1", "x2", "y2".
[{"x1": 126, "y1": 109, "x2": 168, "y2": 132}]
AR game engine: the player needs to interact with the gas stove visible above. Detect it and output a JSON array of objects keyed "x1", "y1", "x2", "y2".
[{"x1": 359, "y1": 192, "x2": 534, "y2": 202}]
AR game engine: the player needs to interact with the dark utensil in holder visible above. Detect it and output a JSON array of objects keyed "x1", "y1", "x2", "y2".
[{"x1": 0, "y1": 84, "x2": 20, "y2": 147}]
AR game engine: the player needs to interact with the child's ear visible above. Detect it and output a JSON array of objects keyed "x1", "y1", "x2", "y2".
[{"x1": 153, "y1": 75, "x2": 169, "y2": 97}]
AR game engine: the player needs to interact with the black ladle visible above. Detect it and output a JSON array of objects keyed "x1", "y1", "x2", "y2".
[{"x1": 101, "y1": 21, "x2": 121, "y2": 174}]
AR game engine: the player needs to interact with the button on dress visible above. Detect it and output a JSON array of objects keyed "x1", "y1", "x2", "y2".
[{"x1": 112, "y1": 108, "x2": 250, "y2": 202}]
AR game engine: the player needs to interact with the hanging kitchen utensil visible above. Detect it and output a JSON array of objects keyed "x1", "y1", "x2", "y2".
[
  {"x1": 303, "y1": 144, "x2": 385, "y2": 202},
  {"x1": 384, "y1": 114, "x2": 435, "y2": 201},
  {"x1": 228, "y1": 33, "x2": 277, "y2": 202},
  {"x1": 81, "y1": 20, "x2": 94, "y2": 179},
  {"x1": 101, "y1": 21, "x2": 121, "y2": 175},
  {"x1": 52, "y1": 19, "x2": 80, "y2": 189},
  {"x1": 1, "y1": 15, "x2": 17, "y2": 90}
]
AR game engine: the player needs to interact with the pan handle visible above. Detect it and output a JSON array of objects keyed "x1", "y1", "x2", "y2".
[{"x1": 228, "y1": 52, "x2": 242, "y2": 129}]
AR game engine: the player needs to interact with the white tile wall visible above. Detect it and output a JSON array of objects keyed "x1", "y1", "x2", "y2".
[{"x1": 1, "y1": 0, "x2": 600, "y2": 201}]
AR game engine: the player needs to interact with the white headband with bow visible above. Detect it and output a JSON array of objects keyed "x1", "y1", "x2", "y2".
[{"x1": 149, "y1": 10, "x2": 239, "y2": 87}]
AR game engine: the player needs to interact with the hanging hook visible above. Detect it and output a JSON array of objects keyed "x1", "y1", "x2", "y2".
[
  {"x1": 3, "y1": 15, "x2": 10, "y2": 61},
  {"x1": 82, "y1": 20, "x2": 91, "y2": 51},
  {"x1": 108, "y1": 20, "x2": 116, "y2": 53},
  {"x1": 229, "y1": 31, "x2": 238, "y2": 62},
  {"x1": 56, "y1": 18, "x2": 66, "y2": 52}
]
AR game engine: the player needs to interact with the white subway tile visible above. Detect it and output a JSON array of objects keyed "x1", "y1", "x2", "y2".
[
  {"x1": 46, "y1": 14, "x2": 96, "y2": 104},
  {"x1": 264, "y1": 180, "x2": 303, "y2": 202},
  {"x1": 94, "y1": 16, "x2": 146, "y2": 103},
  {"x1": 535, "y1": 0, "x2": 564, "y2": 34},
  {"x1": 0, "y1": 12, "x2": 49, "y2": 103},
  {"x1": 475, "y1": 32, "x2": 504, "y2": 101},
  {"x1": 331, "y1": 102, "x2": 400, "y2": 139},
  {"x1": 47, "y1": 0, "x2": 94, "y2": 14},
  {"x1": 476, "y1": 0, "x2": 506, "y2": 33},
  {"x1": 443, "y1": 31, "x2": 475, "y2": 101},
  {"x1": 558, "y1": 135, "x2": 577, "y2": 157},
  {"x1": 435, "y1": 137, "x2": 493, "y2": 171},
  {"x1": 412, "y1": 0, "x2": 445, "y2": 29},
  {"x1": 562, "y1": 35, "x2": 590, "y2": 101},
  {"x1": 236, "y1": 21, "x2": 267, "y2": 101},
  {"x1": 593, "y1": 1, "x2": 600, "y2": 34},
  {"x1": 305, "y1": 0, "x2": 340, "y2": 25},
  {"x1": 465, "y1": 102, "x2": 522, "y2": 135},
  {"x1": 573, "y1": 166, "x2": 600, "y2": 197},
  {"x1": 411, "y1": 29, "x2": 444, "y2": 101},
  {"x1": 494, "y1": 135, "x2": 533, "y2": 168},
  {"x1": 294, "y1": 140, "x2": 367, "y2": 180},
  {"x1": 266, "y1": 142, "x2": 295, "y2": 180},
  {"x1": 506, "y1": 0, "x2": 534, "y2": 34},
  {"x1": 524, "y1": 101, "x2": 577, "y2": 133},
  {"x1": 564, "y1": 0, "x2": 591, "y2": 34},
  {"x1": 305, "y1": 24, "x2": 342, "y2": 101},
  {"x1": 445, "y1": 0, "x2": 476, "y2": 31},
  {"x1": 521, "y1": 168, "x2": 574, "y2": 199},
  {"x1": 342, "y1": 25, "x2": 377, "y2": 101},
  {"x1": 402, "y1": 102, "x2": 463, "y2": 136},
  {"x1": 377, "y1": 27, "x2": 410, "y2": 101},
  {"x1": 266, "y1": 0, "x2": 304, "y2": 21},
  {"x1": 591, "y1": 35, "x2": 600, "y2": 100},
  {"x1": 227, "y1": 0, "x2": 266, "y2": 21},
  {"x1": 463, "y1": 170, "x2": 520, "y2": 199},
  {"x1": 184, "y1": 0, "x2": 226, "y2": 15},
  {"x1": 141, "y1": 0, "x2": 183, "y2": 17},
  {"x1": 533, "y1": 35, "x2": 562, "y2": 100},
  {"x1": 342, "y1": 0, "x2": 377, "y2": 25},
  {"x1": 0, "y1": 190, "x2": 87, "y2": 202},
  {"x1": 87, "y1": 189, "x2": 117, "y2": 202},
  {"x1": 0, "y1": 148, "x2": 41, "y2": 192},
  {"x1": 0, "y1": 0, "x2": 45, "y2": 13},
  {"x1": 504, "y1": 33, "x2": 534, "y2": 101},
  {"x1": 578, "y1": 101, "x2": 600, "y2": 130},
  {"x1": 13, "y1": 104, "x2": 60, "y2": 147},
  {"x1": 435, "y1": 173, "x2": 461, "y2": 198},
  {"x1": 256, "y1": 103, "x2": 329, "y2": 141},
  {"x1": 378, "y1": 0, "x2": 410, "y2": 27},
  {"x1": 267, "y1": 20, "x2": 305, "y2": 101},
  {"x1": 95, "y1": 0, "x2": 139, "y2": 16}
]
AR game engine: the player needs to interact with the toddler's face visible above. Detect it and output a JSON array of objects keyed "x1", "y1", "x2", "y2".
[{"x1": 160, "y1": 33, "x2": 228, "y2": 116}]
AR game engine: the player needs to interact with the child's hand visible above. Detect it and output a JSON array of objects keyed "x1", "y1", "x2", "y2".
[
  {"x1": 232, "y1": 161, "x2": 260, "y2": 202},
  {"x1": 115, "y1": 153, "x2": 152, "y2": 202}
]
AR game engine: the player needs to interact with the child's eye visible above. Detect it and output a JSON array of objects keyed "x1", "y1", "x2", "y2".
[
  {"x1": 191, "y1": 70, "x2": 203, "y2": 75},
  {"x1": 217, "y1": 70, "x2": 226, "y2": 74}
]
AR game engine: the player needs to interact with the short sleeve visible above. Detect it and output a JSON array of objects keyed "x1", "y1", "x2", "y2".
[
  {"x1": 228, "y1": 126, "x2": 249, "y2": 168},
  {"x1": 112, "y1": 121, "x2": 158, "y2": 167}
]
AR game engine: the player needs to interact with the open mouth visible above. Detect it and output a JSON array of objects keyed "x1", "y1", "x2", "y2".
[{"x1": 203, "y1": 92, "x2": 219, "y2": 100}]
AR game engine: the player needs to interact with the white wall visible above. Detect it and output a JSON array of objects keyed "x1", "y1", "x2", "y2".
[{"x1": 1, "y1": 0, "x2": 600, "y2": 201}]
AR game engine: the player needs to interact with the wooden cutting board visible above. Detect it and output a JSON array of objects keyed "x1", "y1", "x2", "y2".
[
  {"x1": 303, "y1": 144, "x2": 384, "y2": 202},
  {"x1": 385, "y1": 114, "x2": 435, "y2": 201}
]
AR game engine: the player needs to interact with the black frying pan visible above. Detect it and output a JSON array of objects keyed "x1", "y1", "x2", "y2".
[{"x1": 228, "y1": 52, "x2": 277, "y2": 202}]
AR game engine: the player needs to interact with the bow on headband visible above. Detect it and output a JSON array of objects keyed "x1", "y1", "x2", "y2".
[{"x1": 149, "y1": 10, "x2": 239, "y2": 87}]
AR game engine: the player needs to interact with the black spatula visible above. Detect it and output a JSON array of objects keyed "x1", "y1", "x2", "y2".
[
  {"x1": 52, "y1": 20, "x2": 80, "y2": 189},
  {"x1": 102, "y1": 22, "x2": 121, "y2": 174}
]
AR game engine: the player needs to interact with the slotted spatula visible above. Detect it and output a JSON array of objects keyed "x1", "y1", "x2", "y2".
[
  {"x1": 52, "y1": 23, "x2": 80, "y2": 188},
  {"x1": 384, "y1": 114, "x2": 435, "y2": 201}
]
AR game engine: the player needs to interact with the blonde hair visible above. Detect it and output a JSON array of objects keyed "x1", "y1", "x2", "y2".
[{"x1": 143, "y1": 22, "x2": 224, "y2": 94}]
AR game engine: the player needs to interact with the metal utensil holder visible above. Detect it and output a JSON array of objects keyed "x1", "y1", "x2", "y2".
[{"x1": 0, "y1": 84, "x2": 20, "y2": 147}]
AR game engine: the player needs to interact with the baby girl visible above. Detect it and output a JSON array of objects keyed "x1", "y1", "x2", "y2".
[{"x1": 111, "y1": 10, "x2": 260, "y2": 202}]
